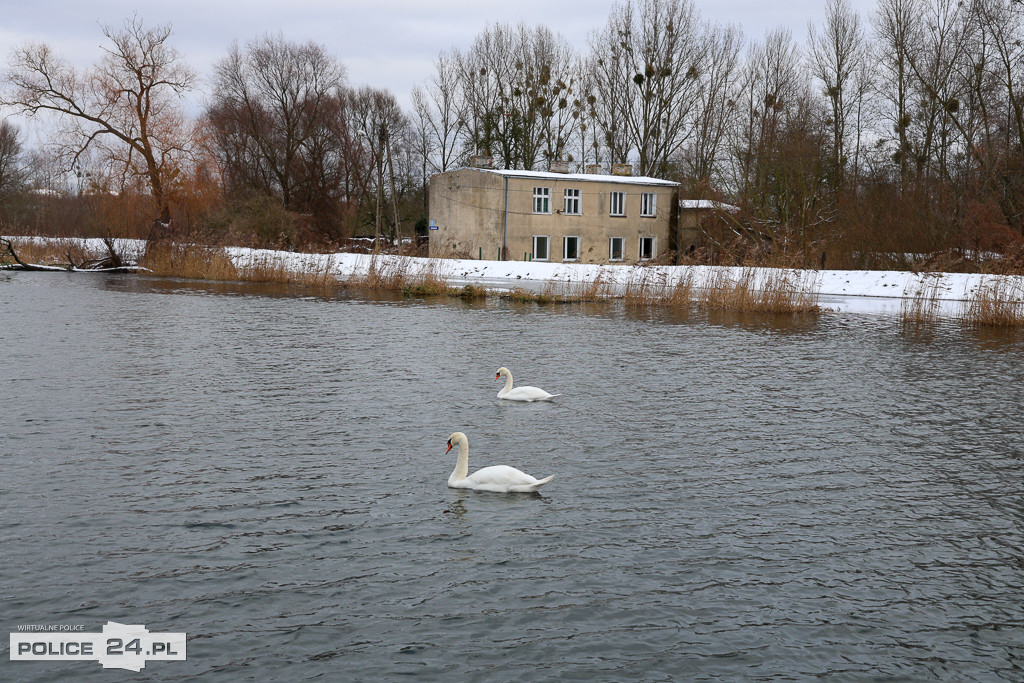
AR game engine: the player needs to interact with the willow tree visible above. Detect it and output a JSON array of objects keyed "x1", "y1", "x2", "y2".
[{"x1": 1, "y1": 16, "x2": 197, "y2": 231}]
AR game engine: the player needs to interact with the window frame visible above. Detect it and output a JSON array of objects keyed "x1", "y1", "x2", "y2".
[
  {"x1": 609, "y1": 191, "x2": 626, "y2": 217},
  {"x1": 609, "y1": 237, "x2": 625, "y2": 262},
  {"x1": 640, "y1": 192, "x2": 657, "y2": 217},
  {"x1": 639, "y1": 236, "x2": 656, "y2": 261},
  {"x1": 533, "y1": 187, "x2": 551, "y2": 214},
  {"x1": 532, "y1": 235, "x2": 550, "y2": 261},
  {"x1": 563, "y1": 188, "x2": 581, "y2": 215},
  {"x1": 563, "y1": 235, "x2": 581, "y2": 262}
]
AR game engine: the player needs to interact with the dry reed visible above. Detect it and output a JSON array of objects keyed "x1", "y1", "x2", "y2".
[
  {"x1": 622, "y1": 268, "x2": 695, "y2": 310},
  {"x1": 238, "y1": 252, "x2": 340, "y2": 291},
  {"x1": 140, "y1": 242, "x2": 239, "y2": 280},
  {"x1": 620, "y1": 267, "x2": 817, "y2": 314},
  {"x1": 344, "y1": 254, "x2": 490, "y2": 299},
  {"x1": 540, "y1": 273, "x2": 608, "y2": 303},
  {"x1": 6, "y1": 238, "x2": 821, "y2": 315},
  {"x1": 697, "y1": 268, "x2": 819, "y2": 314},
  {"x1": 960, "y1": 277, "x2": 1024, "y2": 328},
  {"x1": 901, "y1": 275, "x2": 944, "y2": 328}
]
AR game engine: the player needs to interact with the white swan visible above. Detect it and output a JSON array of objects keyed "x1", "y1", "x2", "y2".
[
  {"x1": 495, "y1": 367, "x2": 559, "y2": 402},
  {"x1": 446, "y1": 432, "x2": 554, "y2": 493}
]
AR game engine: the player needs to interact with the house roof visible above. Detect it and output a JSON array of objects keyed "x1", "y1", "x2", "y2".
[
  {"x1": 679, "y1": 199, "x2": 740, "y2": 212},
  {"x1": 459, "y1": 166, "x2": 680, "y2": 187}
]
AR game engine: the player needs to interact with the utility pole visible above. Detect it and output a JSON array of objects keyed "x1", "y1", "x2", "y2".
[
  {"x1": 375, "y1": 125, "x2": 385, "y2": 253},
  {"x1": 384, "y1": 125, "x2": 400, "y2": 253}
]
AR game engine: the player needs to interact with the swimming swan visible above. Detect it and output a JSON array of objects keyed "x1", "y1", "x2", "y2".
[
  {"x1": 446, "y1": 432, "x2": 554, "y2": 493},
  {"x1": 495, "y1": 367, "x2": 559, "y2": 402}
]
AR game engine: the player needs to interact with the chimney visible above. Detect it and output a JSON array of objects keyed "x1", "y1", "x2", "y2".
[
  {"x1": 471, "y1": 155, "x2": 494, "y2": 169},
  {"x1": 549, "y1": 159, "x2": 570, "y2": 173},
  {"x1": 585, "y1": 164, "x2": 603, "y2": 175},
  {"x1": 611, "y1": 163, "x2": 633, "y2": 177}
]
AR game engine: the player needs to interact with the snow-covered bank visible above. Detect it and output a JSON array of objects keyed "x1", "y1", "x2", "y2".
[
  {"x1": 7, "y1": 236, "x2": 1024, "y2": 316},
  {"x1": 227, "y1": 247, "x2": 1023, "y2": 316}
]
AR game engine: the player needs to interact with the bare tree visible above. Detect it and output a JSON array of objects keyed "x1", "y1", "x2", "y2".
[
  {"x1": 808, "y1": 0, "x2": 870, "y2": 188},
  {"x1": 454, "y1": 23, "x2": 580, "y2": 170},
  {"x1": 908, "y1": 0, "x2": 1024, "y2": 233},
  {"x1": 904, "y1": 0, "x2": 973, "y2": 182},
  {"x1": 208, "y1": 33, "x2": 347, "y2": 211},
  {"x1": 684, "y1": 22, "x2": 744, "y2": 189},
  {"x1": 456, "y1": 24, "x2": 518, "y2": 167},
  {"x1": 0, "y1": 120, "x2": 25, "y2": 204},
  {"x1": 588, "y1": 0, "x2": 703, "y2": 176},
  {"x1": 729, "y1": 27, "x2": 806, "y2": 203},
  {"x1": 873, "y1": 0, "x2": 922, "y2": 186},
  {"x1": 728, "y1": 27, "x2": 833, "y2": 255},
  {"x1": 528, "y1": 26, "x2": 584, "y2": 166},
  {"x1": 967, "y1": 0, "x2": 1024, "y2": 231},
  {"x1": 349, "y1": 87, "x2": 408, "y2": 247},
  {"x1": 412, "y1": 50, "x2": 464, "y2": 175},
  {"x1": 2, "y1": 16, "x2": 197, "y2": 230}
]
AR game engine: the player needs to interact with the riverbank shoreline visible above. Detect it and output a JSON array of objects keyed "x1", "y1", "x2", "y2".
[{"x1": 6, "y1": 235, "x2": 1024, "y2": 316}]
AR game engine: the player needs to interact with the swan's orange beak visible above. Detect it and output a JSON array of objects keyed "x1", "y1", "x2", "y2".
[
  {"x1": 446, "y1": 440, "x2": 453, "y2": 454},
  {"x1": 495, "y1": 373, "x2": 500, "y2": 380}
]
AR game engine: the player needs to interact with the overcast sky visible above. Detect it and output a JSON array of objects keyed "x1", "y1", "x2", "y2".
[{"x1": 1, "y1": 0, "x2": 879, "y2": 111}]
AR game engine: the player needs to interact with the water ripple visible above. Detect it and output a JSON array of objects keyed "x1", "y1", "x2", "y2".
[{"x1": 1, "y1": 273, "x2": 1022, "y2": 681}]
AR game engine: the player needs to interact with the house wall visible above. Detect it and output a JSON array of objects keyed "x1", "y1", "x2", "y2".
[
  {"x1": 427, "y1": 169, "x2": 507, "y2": 261},
  {"x1": 678, "y1": 210, "x2": 702, "y2": 255},
  {"x1": 429, "y1": 168, "x2": 679, "y2": 265}
]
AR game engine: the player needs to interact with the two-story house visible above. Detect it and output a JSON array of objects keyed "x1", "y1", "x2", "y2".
[{"x1": 428, "y1": 160, "x2": 681, "y2": 265}]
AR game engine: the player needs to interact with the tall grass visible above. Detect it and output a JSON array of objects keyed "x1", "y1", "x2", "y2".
[
  {"x1": 698, "y1": 268, "x2": 819, "y2": 314},
  {"x1": 139, "y1": 242, "x2": 239, "y2": 280},
  {"x1": 960, "y1": 277, "x2": 1024, "y2": 328},
  {"x1": 700, "y1": 268, "x2": 819, "y2": 313},
  {"x1": 499, "y1": 273, "x2": 608, "y2": 304},
  {"x1": 622, "y1": 269, "x2": 694, "y2": 310},
  {"x1": 541, "y1": 273, "x2": 608, "y2": 303},
  {"x1": 6, "y1": 237, "x2": 821, "y2": 315},
  {"x1": 238, "y1": 252, "x2": 340, "y2": 290},
  {"x1": 352, "y1": 254, "x2": 453, "y2": 296},
  {"x1": 620, "y1": 266, "x2": 818, "y2": 314},
  {"x1": 901, "y1": 275, "x2": 944, "y2": 328}
]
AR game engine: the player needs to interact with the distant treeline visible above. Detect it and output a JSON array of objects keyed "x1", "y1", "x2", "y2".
[{"x1": 1, "y1": 0, "x2": 1022, "y2": 271}]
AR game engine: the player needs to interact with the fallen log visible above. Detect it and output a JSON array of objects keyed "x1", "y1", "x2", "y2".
[{"x1": 1, "y1": 237, "x2": 144, "y2": 273}]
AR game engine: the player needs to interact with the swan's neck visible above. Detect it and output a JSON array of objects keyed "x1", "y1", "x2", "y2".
[
  {"x1": 450, "y1": 440, "x2": 469, "y2": 481},
  {"x1": 499, "y1": 373, "x2": 514, "y2": 396}
]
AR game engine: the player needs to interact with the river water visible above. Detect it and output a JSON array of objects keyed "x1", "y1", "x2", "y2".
[{"x1": 1, "y1": 271, "x2": 1022, "y2": 681}]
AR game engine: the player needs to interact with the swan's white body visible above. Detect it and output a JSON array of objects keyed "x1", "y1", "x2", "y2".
[
  {"x1": 446, "y1": 432, "x2": 554, "y2": 493},
  {"x1": 495, "y1": 367, "x2": 559, "y2": 402}
]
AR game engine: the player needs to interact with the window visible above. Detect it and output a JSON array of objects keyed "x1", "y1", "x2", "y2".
[
  {"x1": 609, "y1": 237, "x2": 625, "y2": 261},
  {"x1": 610, "y1": 191, "x2": 625, "y2": 216},
  {"x1": 639, "y1": 236, "x2": 656, "y2": 261},
  {"x1": 641, "y1": 192, "x2": 657, "y2": 217},
  {"x1": 533, "y1": 187, "x2": 551, "y2": 214},
  {"x1": 563, "y1": 236, "x2": 580, "y2": 261},
  {"x1": 563, "y1": 188, "x2": 581, "y2": 215},
  {"x1": 533, "y1": 235, "x2": 549, "y2": 261}
]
